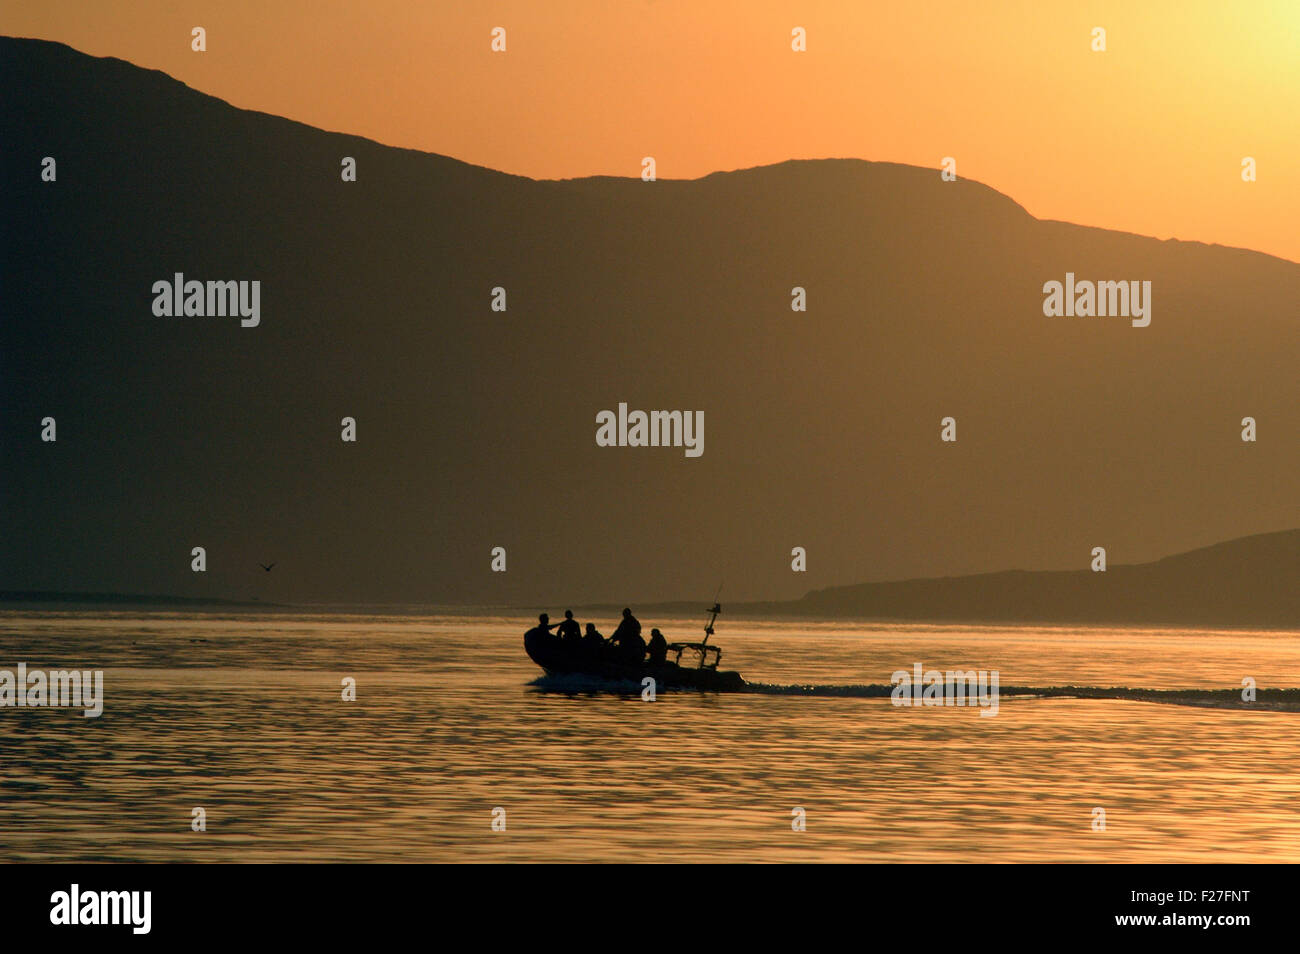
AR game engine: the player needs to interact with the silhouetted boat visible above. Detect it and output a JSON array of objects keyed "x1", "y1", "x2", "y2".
[{"x1": 524, "y1": 602, "x2": 746, "y2": 692}]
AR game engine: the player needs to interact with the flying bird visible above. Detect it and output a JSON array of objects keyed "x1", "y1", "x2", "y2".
[{"x1": 259, "y1": 562, "x2": 276, "y2": 572}]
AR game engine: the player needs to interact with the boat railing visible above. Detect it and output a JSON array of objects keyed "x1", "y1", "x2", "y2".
[{"x1": 666, "y1": 641, "x2": 721, "y2": 670}]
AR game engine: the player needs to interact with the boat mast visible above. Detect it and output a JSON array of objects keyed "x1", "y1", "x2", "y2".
[{"x1": 702, "y1": 597, "x2": 722, "y2": 645}]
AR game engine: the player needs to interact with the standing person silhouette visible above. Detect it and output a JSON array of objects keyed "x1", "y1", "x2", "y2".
[
  {"x1": 608, "y1": 607, "x2": 646, "y2": 665},
  {"x1": 556, "y1": 609, "x2": 581, "y2": 647}
]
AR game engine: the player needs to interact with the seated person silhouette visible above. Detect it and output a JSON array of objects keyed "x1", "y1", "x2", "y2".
[
  {"x1": 581, "y1": 622, "x2": 605, "y2": 659},
  {"x1": 528, "y1": 612, "x2": 559, "y2": 645},
  {"x1": 646, "y1": 627, "x2": 669, "y2": 666}
]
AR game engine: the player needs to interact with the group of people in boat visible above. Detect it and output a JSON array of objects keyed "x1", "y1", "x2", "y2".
[{"x1": 531, "y1": 607, "x2": 671, "y2": 667}]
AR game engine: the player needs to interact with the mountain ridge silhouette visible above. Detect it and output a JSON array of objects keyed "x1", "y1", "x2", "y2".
[{"x1": 2, "y1": 35, "x2": 1296, "y2": 610}]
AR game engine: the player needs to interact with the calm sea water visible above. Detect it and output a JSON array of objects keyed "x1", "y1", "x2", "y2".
[{"x1": 2, "y1": 611, "x2": 1298, "y2": 862}]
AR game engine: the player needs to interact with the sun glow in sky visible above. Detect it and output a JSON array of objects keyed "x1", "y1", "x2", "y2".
[{"x1": 5, "y1": 0, "x2": 1299, "y2": 262}]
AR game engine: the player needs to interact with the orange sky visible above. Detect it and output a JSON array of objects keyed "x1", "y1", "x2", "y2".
[{"x1": 5, "y1": 0, "x2": 1299, "y2": 262}]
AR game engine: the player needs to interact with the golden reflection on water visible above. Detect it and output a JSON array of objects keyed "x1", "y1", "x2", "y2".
[{"x1": 1, "y1": 612, "x2": 1298, "y2": 862}]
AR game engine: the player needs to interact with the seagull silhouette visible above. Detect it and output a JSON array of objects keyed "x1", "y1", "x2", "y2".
[{"x1": 259, "y1": 562, "x2": 276, "y2": 572}]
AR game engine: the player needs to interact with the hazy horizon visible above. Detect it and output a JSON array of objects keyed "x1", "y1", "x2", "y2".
[
  {"x1": 3, "y1": 35, "x2": 1297, "y2": 607},
  {"x1": 3, "y1": 528, "x2": 1297, "y2": 633}
]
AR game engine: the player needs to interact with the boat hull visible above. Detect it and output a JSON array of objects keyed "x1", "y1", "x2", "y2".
[{"x1": 524, "y1": 627, "x2": 746, "y2": 692}]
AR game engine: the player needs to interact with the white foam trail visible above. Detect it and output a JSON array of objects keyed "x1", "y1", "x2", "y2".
[{"x1": 531, "y1": 675, "x2": 1300, "y2": 710}]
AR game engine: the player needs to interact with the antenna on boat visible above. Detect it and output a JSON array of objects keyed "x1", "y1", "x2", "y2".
[{"x1": 702, "y1": 583, "x2": 722, "y2": 645}]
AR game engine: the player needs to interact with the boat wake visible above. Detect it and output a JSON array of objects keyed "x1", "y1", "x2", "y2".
[
  {"x1": 741, "y1": 682, "x2": 1300, "y2": 710},
  {"x1": 531, "y1": 674, "x2": 1300, "y2": 710}
]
